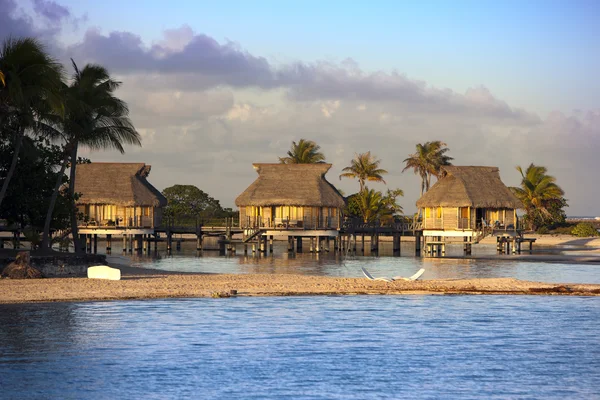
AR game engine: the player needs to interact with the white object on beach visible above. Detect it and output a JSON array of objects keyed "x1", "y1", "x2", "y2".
[
  {"x1": 361, "y1": 267, "x2": 425, "y2": 282},
  {"x1": 87, "y1": 265, "x2": 121, "y2": 281}
]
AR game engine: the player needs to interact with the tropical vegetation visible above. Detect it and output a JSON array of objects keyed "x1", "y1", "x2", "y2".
[
  {"x1": 571, "y1": 222, "x2": 599, "y2": 237},
  {"x1": 345, "y1": 188, "x2": 404, "y2": 223},
  {"x1": 279, "y1": 139, "x2": 326, "y2": 164},
  {"x1": 509, "y1": 164, "x2": 566, "y2": 231},
  {"x1": 402, "y1": 141, "x2": 453, "y2": 196},
  {"x1": 0, "y1": 36, "x2": 140, "y2": 253},
  {"x1": 162, "y1": 184, "x2": 237, "y2": 225},
  {"x1": 339, "y1": 151, "x2": 388, "y2": 192},
  {"x1": 0, "y1": 37, "x2": 64, "y2": 209}
]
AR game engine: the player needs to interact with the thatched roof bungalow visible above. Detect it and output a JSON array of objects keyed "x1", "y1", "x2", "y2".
[
  {"x1": 416, "y1": 166, "x2": 522, "y2": 231},
  {"x1": 235, "y1": 163, "x2": 345, "y2": 229},
  {"x1": 75, "y1": 163, "x2": 167, "y2": 228}
]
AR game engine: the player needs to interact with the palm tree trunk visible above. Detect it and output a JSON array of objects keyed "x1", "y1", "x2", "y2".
[
  {"x1": 41, "y1": 150, "x2": 69, "y2": 251},
  {"x1": 68, "y1": 142, "x2": 83, "y2": 254},
  {"x1": 0, "y1": 128, "x2": 24, "y2": 209}
]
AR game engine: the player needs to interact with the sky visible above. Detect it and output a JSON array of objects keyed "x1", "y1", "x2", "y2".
[{"x1": 2, "y1": 0, "x2": 599, "y2": 215}]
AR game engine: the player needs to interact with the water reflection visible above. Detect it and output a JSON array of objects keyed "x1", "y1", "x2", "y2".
[{"x1": 1, "y1": 296, "x2": 599, "y2": 399}]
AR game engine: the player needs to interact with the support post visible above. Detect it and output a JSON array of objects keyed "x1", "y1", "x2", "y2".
[
  {"x1": 393, "y1": 234, "x2": 401, "y2": 256},
  {"x1": 269, "y1": 235, "x2": 274, "y2": 253},
  {"x1": 296, "y1": 236, "x2": 303, "y2": 253},
  {"x1": 106, "y1": 234, "x2": 112, "y2": 254},
  {"x1": 122, "y1": 234, "x2": 127, "y2": 253}
]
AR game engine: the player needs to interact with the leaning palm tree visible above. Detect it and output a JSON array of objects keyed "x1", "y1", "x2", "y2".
[
  {"x1": 279, "y1": 139, "x2": 326, "y2": 164},
  {"x1": 402, "y1": 141, "x2": 452, "y2": 196},
  {"x1": 509, "y1": 163, "x2": 564, "y2": 230},
  {"x1": 339, "y1": 151, "x2": 388, "y2": 192},
  {"x1": 0, "y1": 37, "x2": 64, "y2": 209},
  {"x1": 41, "y1": 61, "x2": 141, "y2": 251}
]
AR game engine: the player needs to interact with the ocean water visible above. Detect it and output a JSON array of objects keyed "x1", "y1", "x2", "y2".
[
  {"x1": 1, "y1": 296, "x2": 599, "y2": 399},
  {"x1": 121, "y1": 241, "x2": 600, "y2": 284}
]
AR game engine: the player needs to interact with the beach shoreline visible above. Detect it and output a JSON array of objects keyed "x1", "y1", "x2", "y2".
[
  {"x1": 2, "y1": 267, "x2": 599, "y2": 304},
  {"x1": 2, "y1": 237, "x2": 600, "y2": 304}
]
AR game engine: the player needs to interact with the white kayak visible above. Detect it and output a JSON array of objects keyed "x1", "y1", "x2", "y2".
[{"x1": 87, "y1": 265, "x2": 121, "y2": 281}]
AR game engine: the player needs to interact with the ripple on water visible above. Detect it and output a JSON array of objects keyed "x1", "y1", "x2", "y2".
[{"x1": 0, "y1": 296, "x2": 599, "y2": 399}]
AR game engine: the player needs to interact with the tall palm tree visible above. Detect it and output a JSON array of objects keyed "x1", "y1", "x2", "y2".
[
  {"x1": 279, "y1": 139, "x2": 325, "y2": 164},
  {"x1": 41, "y1": 61, "x2": 141, "y2": 251},
  {"x1": 339, "y1": 151, "x2": 388, "y2": 192},
  {"x1": 509, "y1": 163, "x2": 564, "y2": 230},
  {"x1": 0, "y1": 37, "x2": 64, "y2": 209},
  {"x1": 402, "y1": 141, "x2": 452, "y2": 196}
]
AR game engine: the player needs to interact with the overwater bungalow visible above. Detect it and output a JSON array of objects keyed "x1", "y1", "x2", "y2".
[
  {"x1": 416, "y1": 166, "x2": 522, "y2": 238},
  {"x1": 75, "y1": 163, "x2": 167, "y2": 229},
  {"x1": 235, "y1": 163, "x2": 345, "y2": 229}
]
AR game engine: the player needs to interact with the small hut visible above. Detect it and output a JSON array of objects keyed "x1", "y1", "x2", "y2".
[
  {"x1": 416, "y1": 166, "x2": 522, "y2": 232},
  {"x1": 74, "y1": 163, "x2": 167, "y2": 228},
  {"x1": 235, "y1": 163, "x2": 345, "y2": 229}
]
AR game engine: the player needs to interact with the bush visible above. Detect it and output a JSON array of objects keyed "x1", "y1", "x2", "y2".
[
  {"x1": 571, "y1": 223, "x2": 600, "y2": 238},
  {"x1": 536, "y1": 226, "x2": 549, "y2": 234},
  {"x1": 551, "y1": 225, "x2": 574, "y2": 235}
]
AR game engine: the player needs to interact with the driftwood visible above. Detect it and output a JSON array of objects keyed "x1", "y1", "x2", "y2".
[{"x1": 1, "y1": 251, "x2": 43, "y2": 279}]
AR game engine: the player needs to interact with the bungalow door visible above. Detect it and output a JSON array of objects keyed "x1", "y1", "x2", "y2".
[{"x1": 475, "y1": 208, "x2": 484, "y2": 228}]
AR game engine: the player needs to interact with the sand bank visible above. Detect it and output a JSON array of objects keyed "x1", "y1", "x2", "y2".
[{"x1": 1, "y1": 269, "x2": 599, "y2": 304}]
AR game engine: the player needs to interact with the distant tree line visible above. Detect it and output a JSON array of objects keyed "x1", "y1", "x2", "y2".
[{"x1": 162, "y1": 184, "x2": 238, "y2": 227}]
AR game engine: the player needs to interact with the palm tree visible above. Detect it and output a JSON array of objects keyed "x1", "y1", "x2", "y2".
[
  {"x1": 0, "y1": 37, "x2": 64, "y2": 209},
  {"x1": 510, "y1": 163, "x2": 564, "y2": 230},
  {"x1": 356, "y1": 189, "x2": 385, "y2": 223},
  {"x1": 402, "y1": 141, "x2": 452, "y2": 196},
  {"x1": 279, "y1": 139, "x2": 325, "y2": 164},
  {"x1": 41, "y1": 61, "x2": 141, "y2": 251},
  {"x1": 339, "y1": 151, "x2": 388, "y2": 192}
]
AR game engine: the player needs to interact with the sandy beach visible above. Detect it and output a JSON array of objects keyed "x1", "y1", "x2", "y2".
[
  {"x1": 2, "y1": 235, "x2": 600, "y2": 304},
  {"x1": 1, "y1": 262, "x2": 599, "y2": 303}
]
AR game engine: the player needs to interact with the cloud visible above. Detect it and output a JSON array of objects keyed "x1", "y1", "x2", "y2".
[
  {"x1": 3, "y1": 1, "x2": 597, "y2": 214},
  {"x1": 32, "y1": 0, "x2": 70, "y2": 23},
  {"x1": 64, "y1": 25, "x2": 539, "y2": 125},
  {"x1": 0, "y1": 0, "x2": 38, "y2": 38},
  {"x1": 0, "y1": 0, "x2": 84, "y2": 40}
]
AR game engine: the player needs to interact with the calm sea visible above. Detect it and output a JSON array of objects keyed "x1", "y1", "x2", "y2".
[
  {"x1": 1, "y1": 296, "x2": 599, "y2": 399},
  {"x1": 3, "y1": 241, "x2": 599, "y2": 398},
  {"x1": 122, "y1": 241, "x2": 600, "y2": 284}
]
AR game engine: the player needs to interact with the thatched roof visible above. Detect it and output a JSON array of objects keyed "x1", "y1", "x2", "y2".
[
  {"x1": 416, "y1": 166, "x2": 522, "y2": 209},
  {"x1": 75, "y1": 163, "x2": 167, "y2": 207},
  {"x1": 235, "y1": 163, "x2": 345, "y2": 208}
]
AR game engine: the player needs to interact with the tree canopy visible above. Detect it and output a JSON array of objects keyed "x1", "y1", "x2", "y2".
[
  {"x1": 339, "y1": 151, "x2": 388, "y2": 192},
  {"x1": 510, "y1": 163, "x2": 566, "y2": 230},
  {"x1": 279, "y1": 138, "x2": 326, "y2": 164},
  {"x1": 162, "y1": 185, "x2": 224, "y2": 221},
  {"x1": 402, "y1": 141, "x2": 453, "y2": 196}
]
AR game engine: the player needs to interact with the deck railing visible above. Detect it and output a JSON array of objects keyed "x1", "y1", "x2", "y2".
[{"x1": 240, "y1": 216, "x2": 339, "y2": 230}]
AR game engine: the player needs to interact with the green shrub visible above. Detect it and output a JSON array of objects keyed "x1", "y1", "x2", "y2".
[
  {"x1": 536, "y1": 226, "x2": 549, "y2": 234},
  {"x1": 571, "y1": 222, "x2": 600, "y2": 237},
  {"x1": 551, "y1": 225, "x2": 574, "y2": 235}
]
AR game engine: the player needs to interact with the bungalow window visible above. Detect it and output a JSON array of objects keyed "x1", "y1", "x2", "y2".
[
  {"x1": 144, "y1": 207, "x2": 150, "y2": 217},
  {"x1": 460, "y1": 207, "x2": 469, "y2": 219},
  {"x1": 425, "y1": 208, "x2": 431, "y2": 218},
  {"x1": 436, "y1": 207, "x2": 442, "y2": 218}
]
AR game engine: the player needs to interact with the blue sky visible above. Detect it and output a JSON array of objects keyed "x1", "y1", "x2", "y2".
[
  {"x1": 56, "y1": 0, "x2": 599, "y2": 114},
  {"x1": 3, "y1": 0, "x2": 600, "y2": 214}
]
